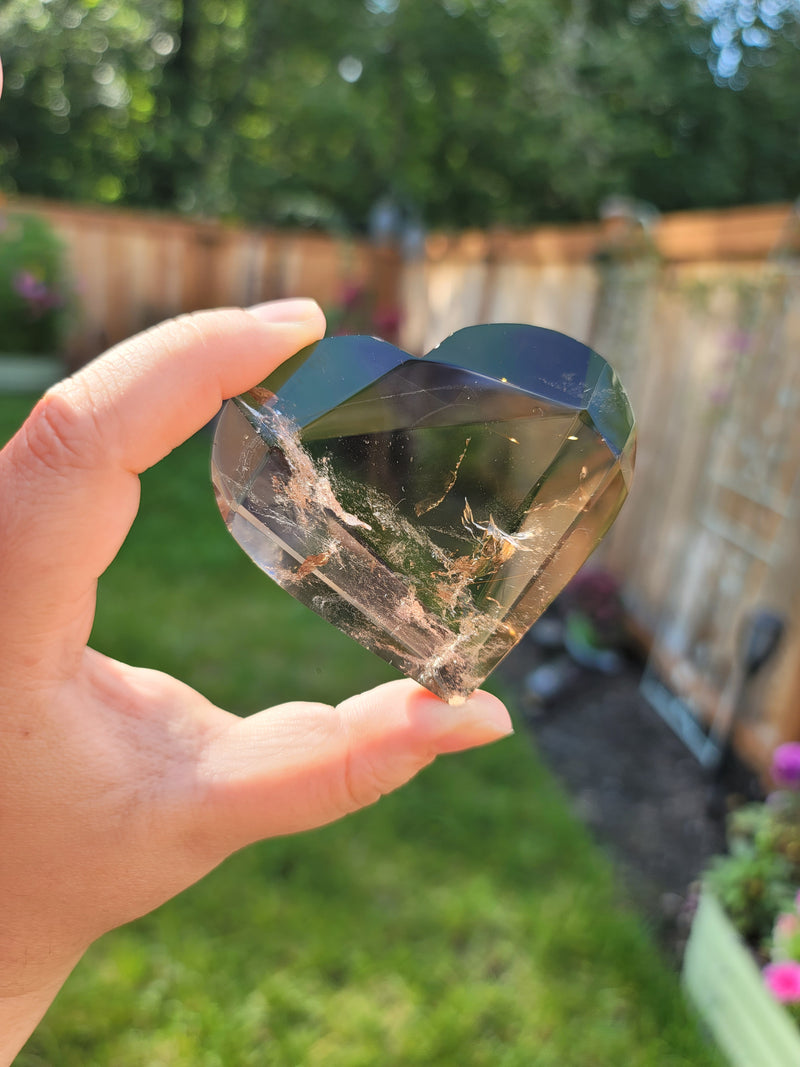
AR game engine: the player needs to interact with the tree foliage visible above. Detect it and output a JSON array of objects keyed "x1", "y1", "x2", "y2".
[{"x1": 0, "y1": 0, "x2": 798, "y2": 230}]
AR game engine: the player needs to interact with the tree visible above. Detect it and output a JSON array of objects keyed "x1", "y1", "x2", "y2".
[{"x1": 0, "y1": 0, "x2": 798, "y2": 230}]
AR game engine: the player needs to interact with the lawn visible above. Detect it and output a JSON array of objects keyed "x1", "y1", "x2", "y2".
[{"x1": 2, "y1": 394, "x2": 721, "y2": 1067}]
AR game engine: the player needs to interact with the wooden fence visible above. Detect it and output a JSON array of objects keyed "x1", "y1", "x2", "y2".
[
  {"x1": 7, "y1": 197, "x2": 400, "y2": 366},
  {"x1": 401, "y1": 202, "x2": 800, "y2": 774},
  {"x1": 8, "y1": 194, "x2": 800, "y2": 773}
]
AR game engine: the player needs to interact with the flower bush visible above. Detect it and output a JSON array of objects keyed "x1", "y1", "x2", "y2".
[
  {"x1": 706, "y1": 742, "x2": 800, "y2": 1022},
  {"x1": 764, "y1": 890, "x2": 800, "y2": 1023},
  {"x1": 0, "y1": 209, "x2": 72, "y2": 355},
  {"x1": 325, "y1": 282, "x2": 401, "y2": 342}
]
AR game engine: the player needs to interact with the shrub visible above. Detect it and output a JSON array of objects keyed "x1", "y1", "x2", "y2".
[{"x1": 0, "y1": 210, "x2": 72, "y2": 354}]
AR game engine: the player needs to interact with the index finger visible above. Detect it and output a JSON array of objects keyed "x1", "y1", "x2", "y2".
[{"x1": 0, "y1": 301, "x2": 325, "y2": 660}]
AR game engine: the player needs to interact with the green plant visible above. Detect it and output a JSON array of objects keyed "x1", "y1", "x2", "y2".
[
  {"x1": 0, "y1": 209, "x2": 72, "y2": 354},
  {"x1": 726, "y1": 796, "x2": 800, "y2": 876},
  {"x1": 704, "y1": 742, "x2": 800, "y2": 1024},
  {"x1": 772, "y1": 900, "x2": 800, "y2": 964},
  {"x1": 706, "y1": 846, "x2": 795, "y2": 945}
]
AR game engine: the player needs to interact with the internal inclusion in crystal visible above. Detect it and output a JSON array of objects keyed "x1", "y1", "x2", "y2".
[{"x1": 212, "y1": 325, "x2": 635, "y2": 703}]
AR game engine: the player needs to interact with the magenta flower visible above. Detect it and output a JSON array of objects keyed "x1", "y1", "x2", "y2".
[
  {"x1": 772, "y1": 743, "x2": 800, "y2": 790},
  {"x1": 764, "y1": 961, "x2": 800, "y2": 1003}
]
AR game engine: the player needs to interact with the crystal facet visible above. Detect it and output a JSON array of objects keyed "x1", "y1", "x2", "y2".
[{"x1": 211, "y1": 325, "x2": 635, "y2": 703}]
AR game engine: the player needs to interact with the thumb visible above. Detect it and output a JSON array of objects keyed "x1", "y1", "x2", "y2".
[
  {"x1": 0, "y1": 300, "x2": 325, "y2": 661},
  {"x1": 197, "y1": 680, "x2": 513, "y2": 854}
]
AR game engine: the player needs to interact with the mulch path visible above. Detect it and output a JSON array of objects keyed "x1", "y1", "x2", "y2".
[{"x1": 499, "y1": 638, "x2": 762, "y2": 961}]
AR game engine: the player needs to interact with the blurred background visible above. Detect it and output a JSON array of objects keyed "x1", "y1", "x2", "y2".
[
  {"x1": 2, "y1": 0, "x2": 799, "y2": 226},
  {"x1": 2, "y1": 1, "x2": 800, "y2": 1064}
]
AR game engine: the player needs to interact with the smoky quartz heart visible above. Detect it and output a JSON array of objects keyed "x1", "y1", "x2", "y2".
[{"x1": 212, "y1": 324, "x2": 635, "y2": 703}]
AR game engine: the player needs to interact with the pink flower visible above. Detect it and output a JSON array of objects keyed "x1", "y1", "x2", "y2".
[
  {"x1": 776, "y1": 913, "x2": 800, "y2": 940},
  {"x1": 773, "y1": 912, "x2": 800, "y2": 959},
  {"x1": 764, "y1": 961, "x2": 800, "y2": 1003},
  {"x1": 372, "y1": 306, "x2": 400, "y2": 334},
  {"x1": 339, "y1": 283, "x2": 364, "y2": 308},
  {"x1": 772, "y1": 743, "x2": 800, "y2": 790}
]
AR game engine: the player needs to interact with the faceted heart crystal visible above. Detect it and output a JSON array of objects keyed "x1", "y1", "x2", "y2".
[{"x1": 212, "y1": 325, "x2": 635, "y2": 703}]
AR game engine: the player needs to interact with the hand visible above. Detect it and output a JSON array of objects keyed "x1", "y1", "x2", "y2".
[{"x1": 0, "y1": 301, "x2": 513, "y2": 1062}]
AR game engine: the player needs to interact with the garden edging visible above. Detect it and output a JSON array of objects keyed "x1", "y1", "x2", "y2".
[{"x1": 683, "y1": 889, "x2": 800, "y2": 1067}]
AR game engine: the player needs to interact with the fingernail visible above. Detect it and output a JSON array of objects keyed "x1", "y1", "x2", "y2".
[
  {"x1": 246, "y1": 298, "x2": 324, "y2": 326},
  {"x1": 413, "y1": 688, "x2": 514, "y2": 750}
]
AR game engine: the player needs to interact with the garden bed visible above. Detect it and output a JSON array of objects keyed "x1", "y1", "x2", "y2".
[
  {"x1": 498, "y1": 644, "x2": 760, "y2": 958},
  {"x1": 683, "y1": 890, "x2": 800, "y2": 1067}
]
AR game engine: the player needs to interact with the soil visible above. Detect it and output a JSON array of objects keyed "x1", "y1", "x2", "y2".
[{"x1": 499, "y1": 636, "x2": 763, "y2": 963}]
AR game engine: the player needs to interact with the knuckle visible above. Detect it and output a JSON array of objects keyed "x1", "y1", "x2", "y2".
[
  {"x1": 341, "y1": 748, "x2": 385, "y2": 813},
  {"x1": 339, "y1": 735, "x2": 422, "y2": 814},
  {"x1": 20, "y1": 381, "x2": 106, "y2": 475}
]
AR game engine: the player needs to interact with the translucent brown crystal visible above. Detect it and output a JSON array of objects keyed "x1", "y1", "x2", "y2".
[{"x1": 211, "y1": 325, "x2": 635, "y2": 703}]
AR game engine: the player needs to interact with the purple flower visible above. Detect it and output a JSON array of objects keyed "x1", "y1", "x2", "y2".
[
  {"x1": 12, "y1": 269, "x2": 62, "y2": 317},
  {"x1": 13, "y1": 269, "x2": 49, "y2": 302},
  {"x1": 707, "y1": 384, "x2": 732, "y2": 407},
  {"x1": 772, "y1": 743, "x2": 800, "y2": 790},
  {"x1": 764, "y1": 961, "x2": 800, "y2": 1003},
  {"x1": 726, "y1": 329, "x2": 753, "y2": 353}
]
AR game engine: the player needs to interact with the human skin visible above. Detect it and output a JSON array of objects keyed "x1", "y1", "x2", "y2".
[{"x1": 0, "y1": 299, "x2": 513, "y2": 1063}]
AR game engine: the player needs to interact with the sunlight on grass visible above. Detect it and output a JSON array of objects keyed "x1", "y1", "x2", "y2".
[{"x1": 2, "y1": 396, "x2": 721, "y2": 1066}]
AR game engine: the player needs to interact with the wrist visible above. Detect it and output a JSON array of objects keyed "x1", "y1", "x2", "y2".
[
  {"x1": 0, "y1": 982, "x2": 67, "y2": 1065},
  {"x1": 0, "y1": 952, "x2": 82, "y2": 1065}
]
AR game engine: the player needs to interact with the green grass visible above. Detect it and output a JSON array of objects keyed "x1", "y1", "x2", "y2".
[{"x1": 2, "y1": 395, "x2": 721, "y2": 1066}]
